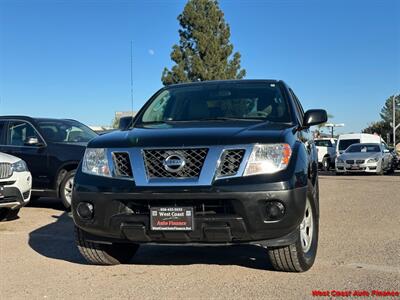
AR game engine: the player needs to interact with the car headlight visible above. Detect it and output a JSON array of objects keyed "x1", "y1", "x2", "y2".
[
  {"x1": 367, "y1": 157, "x2": 379, "y2": 163},
  {"x1": 244, "y1": 144, "x2": 292, "y2": 176},
  {"x1": 12, "y1": 160, "x2": 28, "y2": 172},
  {"x1": 82, "y1": 148, "x2": 111, "y2": 177}
]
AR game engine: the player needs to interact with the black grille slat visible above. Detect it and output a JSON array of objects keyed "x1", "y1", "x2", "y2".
[
  {"x1": 125, "y1": 199, "x2": 236, "y2": 216},
  {"x1": 217, "y1": 149, "x2": 245, "y2": 177},
  {"x1": 143, "y1": 148, "x2": 208, "y2": 179},
  {"x1": 112, "y1": 152, "x2": 133, "y2": 177},
  {"x1": 0, "y1": 163, "x2": 13, "y2": 179},
  {"x1": 346, "y1": 160, "x2": 355, "y2": 164}
]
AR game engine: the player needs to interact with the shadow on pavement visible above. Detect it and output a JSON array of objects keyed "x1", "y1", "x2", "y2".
[
  {"x1": 28, "y1": 213, "x2": 85, "y2": 264},
  {"x1": 27, "y1": 197, "x2": 66, "y2": 211},
  {"x1": 28, "y1": 212, "x2": 273, "y2": 270}
]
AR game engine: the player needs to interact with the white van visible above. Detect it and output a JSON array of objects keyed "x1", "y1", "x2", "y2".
[{"x1": 336, "y1": 133, "x2": 383, "y2": 155}]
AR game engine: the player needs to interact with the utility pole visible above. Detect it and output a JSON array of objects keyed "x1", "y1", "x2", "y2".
[
  {"x1": 130, "y1": 40, "x2": 134, "y2": 118},
  {"x1": 391, "y1": 94, "x2": 400, "y2": 147},
  {"x1": 324, "y1": 123, "x2": 345, "y2": 138},
  {"x1": 394, "y1": 95, "x2": 396, "y2": 146}
]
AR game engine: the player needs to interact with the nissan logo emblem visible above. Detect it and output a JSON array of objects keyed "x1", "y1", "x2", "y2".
[{"x1": 163, "y1": 154, "x2": 186, "y2": 173}]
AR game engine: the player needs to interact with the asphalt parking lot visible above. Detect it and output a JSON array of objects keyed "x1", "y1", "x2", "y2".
[{"x1": 1, "y1": 172, "x2": 399, "y2": 299}]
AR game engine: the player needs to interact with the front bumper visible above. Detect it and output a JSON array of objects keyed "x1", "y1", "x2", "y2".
[
  {"x1": 0, "y1": 171, "x2": 31, "y2": 209},
  {"x1": 72, "y1": 175, "x2": 307, "y2": 246},
  {"x1": 335, "y1": 162, "x2": 379, "y2": 173}
]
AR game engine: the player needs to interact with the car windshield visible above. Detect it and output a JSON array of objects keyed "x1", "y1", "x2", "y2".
[
  {"x1": 338, "y1": 139, "x2": 360, "y2": 151},
  {"x1": 38, "y1": 120, "x2": 98, "y2": 143},
  {"x1": 139, "y1": 82, "x2": 292, "y2": 124},
  {"x1": 315, "y1": 140, "x2": 333, "y2": 147},
  {"x1": 345, "y1": 144, "x2": 381, "y2": 153}
]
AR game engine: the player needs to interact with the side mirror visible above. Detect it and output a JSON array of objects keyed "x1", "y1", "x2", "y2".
[
  {"x1": 303, "y1": 109, "x2": 328, "y2": 127},
  {"x1": 118, "y1": 116, "x2": 134, "y2": 131},
  {"x1": 24, "y1": 137, "x2": 43, "y2": 147}
]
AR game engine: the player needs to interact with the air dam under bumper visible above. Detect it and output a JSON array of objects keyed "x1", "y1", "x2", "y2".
[
  {"x1": 72, "y1": 185, "x2": 307, "y2": 247},
  {"x1": 0, "y1": 186, "x2": 30, "y2": 209}
]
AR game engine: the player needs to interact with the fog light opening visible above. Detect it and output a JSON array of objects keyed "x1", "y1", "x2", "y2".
[
  {"x1": 265, "y1": 201, "x2": 285, "y2": 221},
  {"x1": 77, "y1": 202, "x2": 94, "y2": 220}
]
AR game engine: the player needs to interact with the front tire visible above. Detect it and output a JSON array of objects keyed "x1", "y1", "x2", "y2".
[
  {"x1": 0, "y1": 208, "x2": 20, "y2": 221},
  {"x1": 322, "y1": 156, "x2": 330, "y2": 171},
  {"x1": 75, "y1": 226, "x2": 140, "y2": 265},
  {"x1": 60, "y1": 170, "x2": 75, "y2": 209},
  {"x1": 267, "y1": 185, "x2": 318, "y2": 272}
]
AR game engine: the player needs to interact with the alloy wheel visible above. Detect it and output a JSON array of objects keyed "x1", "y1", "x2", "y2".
[
  {"x1": 299, "y1": 198, "x2": 314, "y2": 253},
  {"x1": 64, "y1": 177, "x2": 74, "y2": 205}
]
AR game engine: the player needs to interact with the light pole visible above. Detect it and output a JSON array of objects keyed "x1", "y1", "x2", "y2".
[{"x1": 391, "y1": 94, "x2": 400, "y2": 147}]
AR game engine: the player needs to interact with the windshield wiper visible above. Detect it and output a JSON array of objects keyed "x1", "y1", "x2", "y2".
[{"x1": 139, "y1": 120, "x2": 170, "y2": 125}]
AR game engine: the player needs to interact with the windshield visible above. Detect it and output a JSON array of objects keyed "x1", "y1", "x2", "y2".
[
  {"x1": 315, "y1": 140, "x2": 333, "y2": 147},
  {"x1": 38, "y1": 120, "x2": 98, "y2": 143},
  {"x1": 338, "y1": 139, "x2": 360, "y2": 151},
  {"x1": 346, "y1": 144, "x2": 381, "y2": 153},
  {"x1": 139, "y1": 83, "x2": 292, "y2": 124}
]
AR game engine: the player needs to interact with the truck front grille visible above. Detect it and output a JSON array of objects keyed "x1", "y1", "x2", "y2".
[
  {"x1": 0, "y1": 163, "x2": 13, "y2": 179},
  {"x1": 143, "y1": 148, "x2": 208, "y2": 179},
  {"x1": 124, "y1": 199, "x2": 236, "y2": 216},
  {"x1": 112, "y1": 152, "x2": 133, "y2": 177},
  {"x1": 217, "y1": 149, "x2": 245, "y2": 177}
]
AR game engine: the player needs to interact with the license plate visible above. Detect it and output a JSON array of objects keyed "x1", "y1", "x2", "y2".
[
  {"x1": 351, "y1": 165, "x2": 359, "y2": 170},
  {"x1": 0, "y1": 186, "x2": 4, "y2": 199},
  {"x1": 150, "y1": 207, "x2": 193, "y2": 231}
]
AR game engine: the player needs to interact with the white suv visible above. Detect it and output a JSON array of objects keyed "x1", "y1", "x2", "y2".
[
  {"x1": 315, "y1": 138, "x2": 336, "y2": 170},
  {"x1": 0, "y1": 152, "x2": 32, "y2": 221}
]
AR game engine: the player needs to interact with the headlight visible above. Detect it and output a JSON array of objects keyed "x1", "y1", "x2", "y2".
[
  {"x1": 336, "y1": 158, "x2": 344, "y2": 164},
  {"x1": 367, "y1": 157, "x2": 379, "y2": 163},
  {"x1": 82, "y1": 148, "x2": 111, "y2": 177},
  {"x1": 12, "y1": 160, "x2": 28, "y2": 172},
  {"x1": 244, "y1": 144, "x2": 292, "y2": 176}
]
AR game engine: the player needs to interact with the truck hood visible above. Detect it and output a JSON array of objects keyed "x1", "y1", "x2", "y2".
[{"x1": 88, "y1": 121, "x2": 296, "y2": 148}]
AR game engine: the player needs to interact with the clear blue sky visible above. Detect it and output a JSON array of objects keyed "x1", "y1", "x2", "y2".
[{"x1": 1, "y1": 0, "x2": 399, "y2": 133}]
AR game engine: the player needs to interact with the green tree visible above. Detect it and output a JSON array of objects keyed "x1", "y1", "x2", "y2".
[
  {"x1": 161, "y1": 0, "x2": 246, "y2": 85},
  {"x1": 379, "y1": 94, "x2": 400, "y2": 125},
  {"x1": 111, "y1": 117, "x2": 120, "y2": 129},
  {"x1": 362, "y1": 120, "x2": 391, "y2": 136},
  {"x1": 363, "y1": 95, "x2": 400, "y2": 144}
]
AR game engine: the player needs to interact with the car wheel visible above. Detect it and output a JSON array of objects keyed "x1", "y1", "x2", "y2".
[
  {"x1": 377, "y1": 165, "x2": 384, "y2": 175},
  {"x1": 0, "y1": 208, "x2": 20, "y2": 221},
  {"x1": 60, "y1": 170, "x2": 75, "y2": 209},
  {"x1": 322, "y1": 157, "x2": 330, "y2": 171},
  {"x1": 74, "y1": 226, "x2": 140, "y2": 265},
  {"x1": 387, "y1": 163, "x2": 395, "y2": 174},
  {"x1": 267, "y1": 183, "x2": 318, "y2": 272}
]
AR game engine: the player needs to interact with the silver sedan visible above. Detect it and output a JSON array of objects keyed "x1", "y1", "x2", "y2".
[{"x1": 335, "y1": 143, "x2": 394, "y2": 175}]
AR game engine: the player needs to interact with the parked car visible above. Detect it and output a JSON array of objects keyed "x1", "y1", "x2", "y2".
[
  {"x1": 315, "y1": 138, "x2": 336, "y2": 170},
  {"x1": 0, "y1": 152, "x2": 31, "y2": 221},
  {"x1": 336, "y1": 133, "x2": 383, "y2": 155},
  {"x1": 335, "y1": 143, "x2": 395, "y2": 175},
  {"x1": 0, "y1": 116, "x2": 98, "y2": 208},
  {"x1": 72, "y1": 79, "x2": 327, "y2": 272}
]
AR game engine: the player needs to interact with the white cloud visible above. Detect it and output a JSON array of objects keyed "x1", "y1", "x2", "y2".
[{"x1": 148, "y1": 49, "x2": 155, "y2": 56}]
